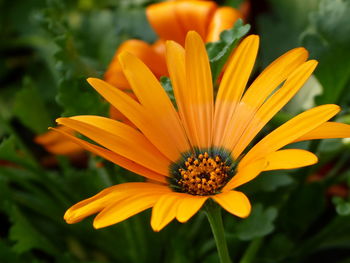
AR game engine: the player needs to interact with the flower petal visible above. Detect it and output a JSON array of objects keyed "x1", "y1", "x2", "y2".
[
  {"x1": 176, "y1": 195, "x2": 208, "y2": 223},
  {"x1": 57, "y1": 116, "x2": 170, "y2": 175},
  {"x1": 51, "y1": 127, "x2": 166, "y2": 182},
  {"x1": 241, "y1": 47, "x2": 309, "y2": 110},
  {"x1": 151, "y1": 193, "x2": 185, "y2": 232},
  {"x1": 119, "y1": 52, "x2": 190, "y2": 158},
  {"x1": 65, "y1": 183, "x2": 169, "y2": 224},
  {"x1": 146, "y1": 2, "x2": 186, "y2": 45},
  {"x1": 223, "y1": 158, "x2": 266, "y2": 190},
  {"x1": 224, "y1": 48, "x2": 309, "y2": 154},
  {"x1": 93, "y1": 186, "x2": 171, "y2": 229},
  {"x1": 185, "y1": 31, "x2": 214, "y2": 148},
  {"x1": 231, "y1": 60, "x2": 318, "y2": 157},
  {"x1": 212, "y1": 190, "x2": 251, "y2": 218},
  {"x1": 240, "y1": 104, "x2": 341, "y2": 167},
  {"x1": 174, "y1": 1, "x2": 217, "y2": 42},
  {"x1": 206, "y1": 7, "x2": 242, "y2": 42},
  {"x1": 104, "y1": 40, "x2": 167, "y2": 90},
  {"x1": 264, "y1": 149, "x2": 318, "y2": 171},
  {"x1": 294, "y1": 122, "x2": 350, "y2": 142},
  {"x1": 87, "y1": 78, "x2": 182, "y2": 162},
  {"x1": 214, "y1": 35, "x2": 259, "y2": 147},
  {"x1": 147, "y1": 1, "x2": 216, "y2": 46},
  {"x1": 165, "y1": 40, "x2": 193, "y2": 143}
]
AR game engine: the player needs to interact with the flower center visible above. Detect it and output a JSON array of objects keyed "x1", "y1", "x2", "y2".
[{"x1": 169, "y1": 150, "x2": 236, "y2": 196}]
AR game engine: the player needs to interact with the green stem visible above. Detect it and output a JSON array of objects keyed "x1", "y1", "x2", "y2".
[{"x1": 205, "y1": 201, "x2": 232, "y2": 263}]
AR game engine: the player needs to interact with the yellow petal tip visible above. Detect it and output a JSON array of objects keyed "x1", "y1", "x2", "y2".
[
  {"x1": 93, "y1": 219, "x2": 104, "y2": 229},
  {"x1": 186, "y1": 30, "x2": 203, "y2": 42},
  {"x1": 55, "y1": 118, "x2": 64, "y2": 124},
  {"x1": 245, "y1": 34, "x2": 260, "y2": 45},
  {"x1": 117, "y1": 51, "x2": 133, "y2": 67},
  {"x1": 64, "y1": 210, "x2": 78, "y2": 224}
]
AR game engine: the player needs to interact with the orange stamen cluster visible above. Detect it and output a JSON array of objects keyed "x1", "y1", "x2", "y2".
[{"x1": 177, "y1": 152, "x2": 231, "y2": 196}]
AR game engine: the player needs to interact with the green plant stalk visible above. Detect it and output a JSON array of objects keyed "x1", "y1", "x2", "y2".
[{"x1": 205, "y1": 201, "x2": 232, "y2": 263}]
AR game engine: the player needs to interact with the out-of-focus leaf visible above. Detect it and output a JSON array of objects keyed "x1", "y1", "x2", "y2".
[
  {"x1": 75, "y1": 10, "x2": 121, "y2": 66},
  {"x1": 308, "y1": 0, "x2": 350, "y2": 45},
  {"x1": 279, "y1": 182, "x2": 326, "y2": 236},
  {"x1": 0, "y1": 240, "x2": 19, "y2": 263},
  {"x1": 307, "y1": 43, "x2": 350, "y2": 105},
  {"x1": 333, "y1": 197, "x2": 350, "y2": 216},
  {"x1": 206, "y1": 19, "x2": 250, "y2": 83},
  {"x1": 57, "y1": 77, "x2": 108, "y2": 117},
  {"x1": 8, "y1": 206, "x2": 58, "y2": 254},
  {"x1": 248, "y1": 172, "x2": 295, "y2": 192},
  {"x1": 115, "y1": 6, "x2": 156, "y2": 43},
  {"x1": 318, "y1": 138, "x2": 345, "y2": 154},
  {"x1": 13, "y1": 77, "x2": 51, "y2": 134},
  {"x1": 257, "y1": 13, "x2": 301, "y2": 69},
  {"x1": 301, "y1": 0, "x2": 350, "y2": 105},
  {"x1": 262, "y1": 234, "x2": 295, "y2": 262},
  {"x1": 0, "y1": 136, "x2": 35, "y2": 168},
  {"x1": 223, "y1": 0, "x2": 245, "y2": 9},
  {"x1": 234, "y1": 204, "x2": 277, "y2": 241},
  {"x1": 37, "y1": 2, "x2": 109, "y2": 117},
  {"x1": 267, "y1": 0, "x2": 320, "y2": 29}
]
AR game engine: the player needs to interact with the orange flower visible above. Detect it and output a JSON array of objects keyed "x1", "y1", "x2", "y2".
[{"x1": 56, "y1": 31, "x2": 350, "y2": 231}]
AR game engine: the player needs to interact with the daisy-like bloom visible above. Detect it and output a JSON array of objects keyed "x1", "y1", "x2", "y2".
[{"x1": 56, "y1": 31, "x2": 350, "y2": 232}]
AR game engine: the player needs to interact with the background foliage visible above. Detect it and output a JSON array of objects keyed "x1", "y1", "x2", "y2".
[{"x1": 0, "y1": 0, "x2": 350, "y2": 262}]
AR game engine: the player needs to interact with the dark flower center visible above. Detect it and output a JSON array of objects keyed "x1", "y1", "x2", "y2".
[{"x1": 169, "y1": 149, "x2": 236, "y2": 196}]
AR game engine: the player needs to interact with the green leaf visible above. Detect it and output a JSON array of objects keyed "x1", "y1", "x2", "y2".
[
  {"x1": 56, "y1": 77, "x2": 108, "y2": 117},
  {"x1": 301, "y1": 0, "x2": 350, "y2": 105},
  {"x1": 261, "y1": 234, "x2": 295, "y2": 262},
  {"x1": 223, "y1": 0, "x2": 245, "y2": 9},
  {"x1": 308, "y1": 0, "x2": 350, "y2": 45},
  {"x1": 234, "y1": 204, "x2": 278, "y2": 241},
  {"x1": 257, "y1": 13, "x2": 302, "y2": 69},
  {"x1": 206, "y1": 19, "x2": 250, "y2": 83},
  {"x1": 0, "y1": 136, "x2": 35, "y2": 168},
  {"x1": 249, "y1": 172, "x2": 295, "y2": 192},
  {"x1": 160, "y1": 76, "x2": 175, "y2": 104},
  {"x1": 279, "y1": 183, "x2": 326, "y2": 236},
  {"x1": 114, "y1": 6, "x2": 156, "y2": 43},
  {"x1": 266, "y1": 0, "x2": 320, "y2": 29},
  {"x1": 333, "y1": 196, "x2": 350, "y2": 216},
  {"x1": 8, "y1": 206, "x2": 58, "y2": 254},
  {"x1": 13, "y1": 77, "x2": 52, "y2": 134},
  {"x1": 318, "y1": 138, "x2": 345, "y2": 153},
  {"x1": 0, "y1": 240, "x2": 19, "y2": 263}
]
